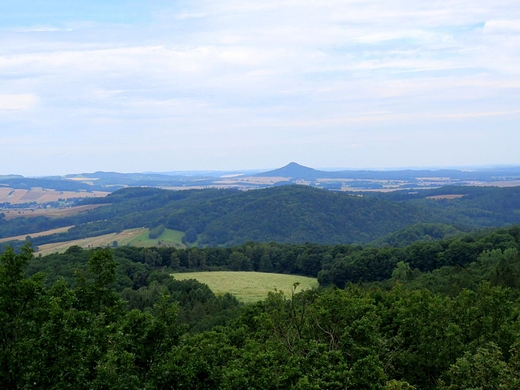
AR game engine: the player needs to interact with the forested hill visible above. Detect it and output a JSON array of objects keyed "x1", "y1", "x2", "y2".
[
  {"x1": 62, "y1": 185, "x2": 435, "y2": 246},
  {"x1": 3, "y1": 184, "x2": 520, "y2": 249}
]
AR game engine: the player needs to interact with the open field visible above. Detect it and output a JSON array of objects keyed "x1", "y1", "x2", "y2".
[
  {"x1": 426, "y1": 194, "x2": 466, "y2": 200},
  {"x1": 36, "y1": 228, "x2": 186, "y2": 255},
  {"x1": 36, "y1": 228, "x2": 148, "y2": 255},
  {"x1": 220, "y1": 176, "x2": 291, "y2": 185},
  {"x1": 172, "y1": 271, "x2": 318, "y2": 303},
  {"x1": 0, "y1": 226, "x2": 74, "y2": 243},
  {"x1": 159, "y1": 185, "x2": 244, "y2": 190},
  {"x1": 2, "y1": 204, "x2": 109, "y2": 220},
  {"x1": 124, "y1": 228, "x2": 186, "y2": 248},
  {"x1": 470, "y1": 180, "x2": 520, "y2": 187},
  {"x1": 0, "y1": 187, "x2": 109, "y2": 205}
]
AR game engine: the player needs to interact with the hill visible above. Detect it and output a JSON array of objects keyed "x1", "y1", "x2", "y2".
[
  {"x1": 3, "y1": 184, "x2": 520, "y2": 251},
  {"x1": 19, "y1": 185, "x2": 434, "y2": 246},
  {"x1": 2, "y1": 165, "x2": 520, "y2": 204},
  {"x1": 254, "y1": 162, "x2": 322, "y2": 179},
  {"x1": 255, "y1": 163, "x2": 520, "y2": 182}
]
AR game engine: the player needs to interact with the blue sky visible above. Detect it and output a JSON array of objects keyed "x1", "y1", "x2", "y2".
[{"x1": 1, "y1": 0, "x2": 519, "y2": 175}]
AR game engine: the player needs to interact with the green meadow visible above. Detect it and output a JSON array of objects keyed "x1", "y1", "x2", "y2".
[
  {"x1": 172, "y1": 271, "x2": 318, "y2": 303},
  {"x1": 125, "y1": 228, "x2": 186, "y2": 248}
]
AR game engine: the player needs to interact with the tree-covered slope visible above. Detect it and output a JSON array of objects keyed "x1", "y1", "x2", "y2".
[
  {"x1": 24, "y1": 186, "x2": 435, "y2": 246},
  {"x1": 3, "y1": 184, "x2": 520, "y2": 248},
  {"x1": 197, "y1": 185, "x2": 430, "y2": 245}
]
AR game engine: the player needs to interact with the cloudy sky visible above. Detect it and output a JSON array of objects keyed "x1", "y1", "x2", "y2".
[{"x1": 1, "y1": 0, "x2": 519, "y2": 175}]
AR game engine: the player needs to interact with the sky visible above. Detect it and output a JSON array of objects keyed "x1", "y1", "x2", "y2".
[{"x1": 1, "y1": 0, "x2": 520, "y2": 176}]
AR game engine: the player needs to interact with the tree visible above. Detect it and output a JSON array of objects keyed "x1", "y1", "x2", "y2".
[
  {"x1": 440, "y1": 342, "x2": 517, "y2": 389},
  {"x1": 75, "y1": 248, "x2": 121, "y2": 314},
  {"x1": 170, "y1": 251, "x2": 180, "y2": 269},
  {"x1": 143, "y1": 249, "x2": 162, "y2": 267},
  {"x1": 0, "y1": 244, "x2": 48, "y2": 388},
  {"x1": 184, "y1": 228, "x2": 197, "y2": 244},
  {"x1": 148, "y1": 225, "x2": 165, "y2": 239},
  {"x1": 392, "y1": 261, "x2": 413, "y2": 282},
  {"x1": 229, "y1": 251, "x2": 252, "y2": 271}
]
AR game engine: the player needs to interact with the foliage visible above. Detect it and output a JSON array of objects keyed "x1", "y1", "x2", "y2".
[
  {"x1": 3, "y1": 226, "x2": 520, "y2": 388},
  {"x1": 20, "y1": 224, "x2": 520, "y2": 293}
]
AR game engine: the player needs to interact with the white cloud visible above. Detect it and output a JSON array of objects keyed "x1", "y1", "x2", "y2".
[
  {"x1": 0, "y1": 94, "x2": 38, "y2": 111},
  {"x1": 1, "y1": 0, "x2": 520, "y2": 174},
  {"x1": 484, "y1": 19, "x2": 520, "y2": 33},
  {"x1": 13, "y1": 26, "x2": 73, "y2": 33}
]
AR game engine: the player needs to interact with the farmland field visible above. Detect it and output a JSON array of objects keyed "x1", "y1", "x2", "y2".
[
  {"x1": 218, "y1": 176, "x2": 290, "y2": 185},
  {"x1": 0, "y1": 187, "x2": 109, "y2": 205},
  {"x1": 426, "y1": 194, "x2": 466, "y2": 200},
  {"x1": 2, "y1": 204, "x2": 109, "y2": 220},
  {"x1": 36, "y1": 228, "x2": 186, "y2": 255},
  {"x1": 0, "y1": 226, "x2": 74, "y2": 244},
  {"x1": 172, "y1": 271, "x2": 318, "y2": 303}
]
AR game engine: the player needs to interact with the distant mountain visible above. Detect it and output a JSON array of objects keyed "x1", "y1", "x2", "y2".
[
  {"x1": 255, "y1": 163, "x2": 520, "y2": 184},
  {"x1": 254, "y1": 162, "x2": 323, "y2": 179},
  {"x1": 0, "y1": 177, "x2": 95, "y2": 192},
  {"x1": 2, "y1": 164, "x2": 520, "y2": 202},
  {"x1": 0, "y1": 175, "x2": 24, "y2": 180}
]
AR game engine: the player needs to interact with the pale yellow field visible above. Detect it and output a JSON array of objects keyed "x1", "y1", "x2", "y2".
[
  {"x1": 34, "y1": 227, "x2": 186, "y2": 255},
  {"x1": 172, "y1": 271, "x2": 318, "y2": 303},
  {"x1": 426, "y1": 194, "x2": 466, "y2": 200},
  {"x1": 0, "y1": 187, "x2": 109, "y2": 205},
  {"x1": 0, "y1": 226, "x2": 74, "y2": 244},
  {"x1": 159, "y1": 185, "x2": 243, "y2": 190},
  {"x1": 36, "y1": 228, "x2": 149, "y2": 255},
  {"x1": 218, "y1": 176, "x2": 290, "y2": 185},
  {"x1": 2, "y1": 204, "x2": 109, "y2": 220},
  {"x1": 471, "y1": 180, "x2": 520, "y2": 187}
]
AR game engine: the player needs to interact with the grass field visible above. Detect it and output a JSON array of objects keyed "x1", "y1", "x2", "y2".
[
  {"x1": 36, "y1": 228, "x2": 186, "y2": 255},
  {"x1": 172, "y1": 271, "x2": 318, "y2": 303},
  {"x1": 124, "y1": 228, "x2": 186, "y2": 248}
]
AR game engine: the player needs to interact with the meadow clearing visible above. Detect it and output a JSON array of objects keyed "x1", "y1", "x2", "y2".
[{"x1": 172, "y1": 271, "x2": 319, "y2": 303}]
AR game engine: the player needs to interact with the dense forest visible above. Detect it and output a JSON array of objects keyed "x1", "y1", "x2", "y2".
[
  {"x1": 25, "y1": 224, "x2": 520, "y2": 292},
  {"x1": 3, "y1": 222, "x2": 520, "y2": 388},
  {"x1": 3, "y1": 185, "x2": 520, "y2": 249}
]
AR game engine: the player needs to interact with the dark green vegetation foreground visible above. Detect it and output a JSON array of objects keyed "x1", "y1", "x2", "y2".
[
  {"x1": 3, "y1": 224, "x2": 520, "y2": 389},
  {"x1": 3, "y1": 185, "x2": 520, "y2": 251}
]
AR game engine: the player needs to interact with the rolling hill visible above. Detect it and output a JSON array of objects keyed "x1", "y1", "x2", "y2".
[{"x1": 3, "y1": 184, "x2": 520, "y2": 251}]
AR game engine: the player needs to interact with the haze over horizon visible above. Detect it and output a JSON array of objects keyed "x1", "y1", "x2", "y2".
[{"x1": 1, "y1": 1, "x2": 519, "y2": 176}]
